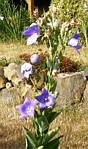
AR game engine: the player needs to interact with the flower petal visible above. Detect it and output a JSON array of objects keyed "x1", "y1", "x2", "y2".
[
  {"x1": 40, "y1": 103, "x2": 46, "y2": 109},
  {"x1": 67, "y1": 33, "x2": 81, "y2": 52},
  {"x1": 21, "y1": 62, "x2": 32, "y2": 78},
  {"x1": 16, "y1": 97, "x2": 36, "y2": 118},
  {"x1": 73, "y1": 45, "x2": 81, "y2": 49},
  {"x1": 67, "y1": 38, "x2": 78, "y2": 47},
  {"x1": 46, "y1": 93, "x2": 55, "y2": 108},
  {"x1": 27, "y1": 33, "x2": 39, "y2": 45},
  {"x1": 71, "y1": 33, "x2": 80, "y2": 39},
  {"x1": 42, "y1": 88, "x2": 48, "y2": 98},
  {"x1": 22, "y1": 23, "x2": 40, "y2": 37},
  {"x1": 34, "y1": 95, "x2": 45, "y2": 104}
]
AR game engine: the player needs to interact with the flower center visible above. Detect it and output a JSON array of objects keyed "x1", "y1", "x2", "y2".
[
  {"x1": 44, "y1": 98, "x2": 49, "y2": 103},
  {"x1": 26, "y1": 106, "x2": 33, "y2": 114}
]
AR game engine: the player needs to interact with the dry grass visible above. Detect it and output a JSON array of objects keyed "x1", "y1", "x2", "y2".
[
  {"x1": 54, "y1": 103, "x2": 88, "y2": 149},
  {"x1": 0, "y1": 42, "x2": 47, "y2": 61},
  {"x1": 64, "y1": 44, "x2": 88, "y2": 68},
  {"x1": 0, "y1": 97, "x2": 88, "y2": 149},
  {"x1": 0, "y1": 42, "x2": 88, "y2": 149}
]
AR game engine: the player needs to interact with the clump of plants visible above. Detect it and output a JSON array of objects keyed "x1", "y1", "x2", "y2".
[
  {"x1": 16, "y1": 5, "x2": 65, "y2": 149},
  {"x1": 16, "y1": 3, "x2": 83, "y2": 148},
  {"x1": 50, "y1": 0, "x2": 88, "y2": 47},
  {"x1": 19, "y1": 52, "x2": 47, "y2": 90},
  {"x1": 0, "y1": 0, "x2": 33, "y2": 41},
  {"x1": 5, "y1": 1, "x2": 86, "y2": 148},
  {"x1": 52, "y1": 0, "x2": 87, "y2": 21}
]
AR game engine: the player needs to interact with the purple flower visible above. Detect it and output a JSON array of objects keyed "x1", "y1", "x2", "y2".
[
  {"x1": 16, "y1": 96, "x2": 36, "y2": 118},
  {"x1": 27, "y1": 33, "x2": 39, "y2": 45},
  {"x1": 21, "y1": 62, "x2": 32, "y2": 78},
  {"x1": 67, "y1": 33, "x2": 81, "y2": 54},
  {"x1": 22, "y1": 23, "x2": 40, "y2": 45},
  {"x1": 34, "y1": 88, "x2": 55, "y2": 109},
  {"x1": 30, "y1": 53, "x2": 40, "y2": 64},
  {"x1": 22, "y1": 23, "x2": 40, "y2": 37}
]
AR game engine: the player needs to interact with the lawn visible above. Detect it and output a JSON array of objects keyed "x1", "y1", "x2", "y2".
[{"x1": 0, "y1": 42, "x2": 88, "y2": 149}]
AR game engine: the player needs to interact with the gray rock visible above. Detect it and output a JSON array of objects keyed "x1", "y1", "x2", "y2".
[
  {"x1": 55, "y1": 71, "x2": 87, "y2": 109},
  {"x1": 83, "y1": 82, "x2": 88, "y2": 106},
  {"x1": 17, "y1": 81, "x2": 32, "y2": 98},
  {"x1": 0, "y1": 87, "x2": 20, "y2": 103},
  {"x1": 4, "y1": 63, "x2": 24, "y2": 86},
  {"x1": 0, "y1": 82, "x2": 32, "y2": 103},
  {"x1": 83, "y1": 67, "x2": 88, "y2": 78}
]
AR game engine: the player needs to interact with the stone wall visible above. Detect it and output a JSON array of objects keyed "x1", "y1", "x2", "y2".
[{"x1": 0, "y1": 63, "x2": 88, "y2": 109}]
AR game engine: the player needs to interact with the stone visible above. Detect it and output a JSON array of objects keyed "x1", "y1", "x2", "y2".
[
  {"x1": 83, "y1": 82, "x2": 88, "y2": 106},
  {"x1": 0, "y1": 83, "x2": 33, "y2": 103},
  {"x1": 17, "y1": 81, "x2": 32, "y2": 98},
  {"x1": 4, "y1": 63, "x2": 24, "y2": 86},
  {"x1": 0, "y1": 87, "x2": 20, "y2": 103},
  {"x1": 0, "y1": 67, "x2": 7, "y2": 89},
  {"x1": 0, "y1": 77, "x2": 6, "y2": 89},
  {"x1": 83, "y1": 67, "x2": 88, "y2": 79},
  {"x1": 55, "y1": 71, "x2": 87, "y2": 109}
]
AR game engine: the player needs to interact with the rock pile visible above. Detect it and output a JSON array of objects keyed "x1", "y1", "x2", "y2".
[{"x1": 0, "y1": 62, "x2": 88, "y2": 108}]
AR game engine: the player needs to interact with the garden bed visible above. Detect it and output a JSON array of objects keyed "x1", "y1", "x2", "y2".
[{"x1": 0, "y1": 43, "x2": 88, "y2": 149}]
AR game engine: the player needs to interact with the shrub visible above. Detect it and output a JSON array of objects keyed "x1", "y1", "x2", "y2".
[
  {"x1": 50, "y1": 0, "x2": 88, "y2": 46},
  {"x1": 51, "y1": 0, "x2": 87, "y2": 22}
]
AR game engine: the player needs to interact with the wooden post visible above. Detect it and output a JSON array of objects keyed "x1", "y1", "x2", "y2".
[{"x1": 25, "y1": 0, "x2": 34, "y2": 16}]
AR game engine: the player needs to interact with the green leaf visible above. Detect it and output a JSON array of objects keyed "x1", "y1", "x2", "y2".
[
  {"x1": 25, "y1": 137, "x2": 30, "y2": 149},
  {"x1": 42, "y1": 127, "x2": 60, "y2": 145},
  {"x1": 43, "y1": 136, "x2": 63, "y2": 149},
  {"x1": 22, "y1": 126, "x2": 37, "y2": 149},
  {"x1": 35, "y1": 116, "x2": 49, "y2": 135},
  {"x1": 45, "y1": 111, "x2": 61, "y2": 124}
]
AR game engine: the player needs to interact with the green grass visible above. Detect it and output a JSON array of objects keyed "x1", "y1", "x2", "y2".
[{"x1": 0, "y1": 0, "x2": 33, "y2": 41}]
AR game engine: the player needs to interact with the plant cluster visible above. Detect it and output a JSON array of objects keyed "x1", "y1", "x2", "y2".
[
  {"x1": 52, "y1": 0, "x2": 87, "y2": 21},
  {"x1": 15, "y1": 3, "x2": 88, "y2": 148},
  {"x1": 0, "y1": 0, "x2": 88, "y2": 148},
  {"x1": 16, "y1": 5, "x2": 66, "y2": 149},
  {"x1": 0, "y1": 0, "x2": 88, "y2": 45},
  {"x1": 51, "y1": 0, "x2": 88, "y2": 46},
  {"x1": 0, "y1": 0, "x2": 33, "y2": 41}
]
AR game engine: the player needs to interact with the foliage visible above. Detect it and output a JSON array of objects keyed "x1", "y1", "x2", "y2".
[
  {"x1": 16, "y1": 5, "x2": 65, "y2": 149},
  {"x1": 52, "y1": 0, "x2": 87, "y2": 21},
  {"x1": 0, "y1": 0, "x2": 33, "y2": 41},
  {"x1": 0, "y1": 57, "x2": 9, "y2": 66},
  {"x1": 79, "y1": 15, "x2": 88, "y2": 46},
  {"x1": 51, "y1": 0, "x2": 88, "y2": 46},
  {"x1": 14, "y1": 1, "x2": 88, "y2": 149},
  {"x1": 23, "y1": 110, "x2": 62, "y2": 149}
]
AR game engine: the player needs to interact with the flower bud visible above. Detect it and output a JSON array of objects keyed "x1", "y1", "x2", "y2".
[
  {"x1": 30, "y1": 53, "x2": 40, "y2": 64},
  {"x1": 52, "y1": 69, "x2": 57, "y2": 76}
]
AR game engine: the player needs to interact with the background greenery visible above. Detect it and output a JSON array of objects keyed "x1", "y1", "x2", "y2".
[
  {"x1": 52, "y1": 0, "x2": 87, "y2": 21},
  {"x1": 0, "y1": 0, "x2": 88, "y2": 43},
  {"x1": 51, "y1": 0, "x2": 88, "y2": 46},
  {"x1": 0, "y1": 0, "x2": 32, "y2": 41}
]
